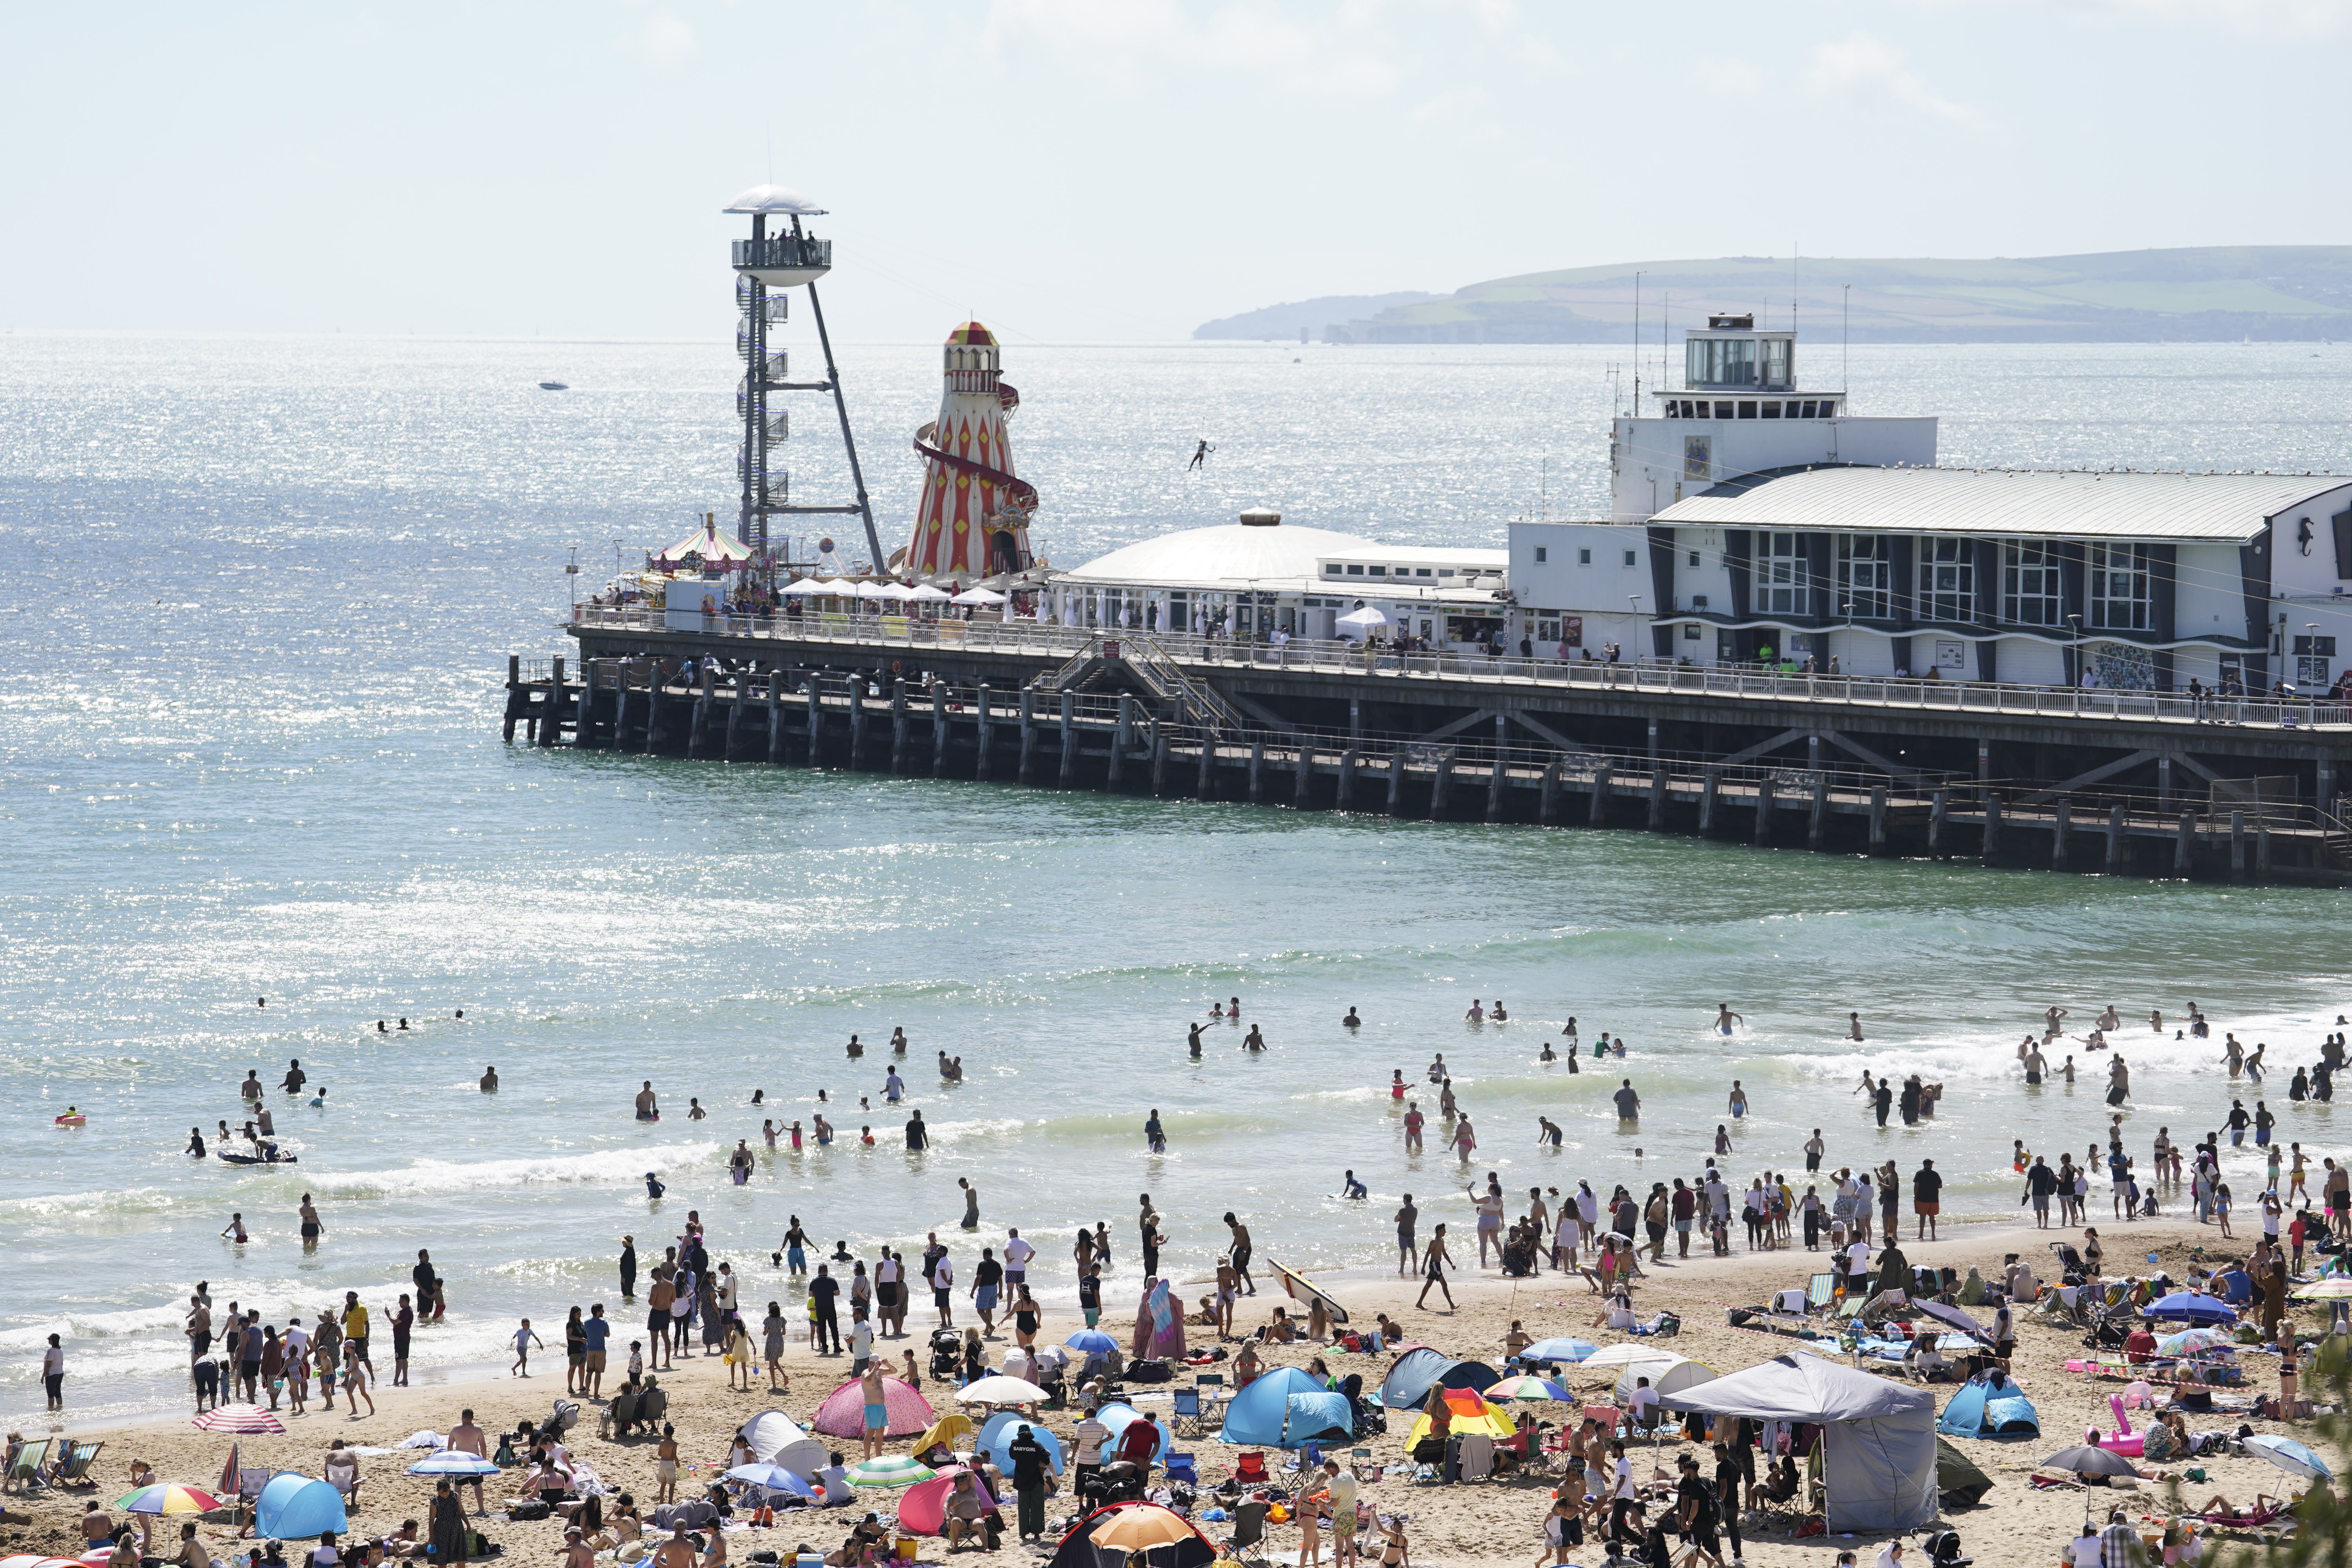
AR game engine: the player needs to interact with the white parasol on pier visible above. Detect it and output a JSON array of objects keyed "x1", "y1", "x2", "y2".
[
  {"x1": 906, "y1": 584, "x2": 953, "y2": 602},
  {"x1": 951, "y1": 587, "x2": 1006, "y2": 606}
]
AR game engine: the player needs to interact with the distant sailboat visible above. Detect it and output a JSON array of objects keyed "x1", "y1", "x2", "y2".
[{"x1": 539, "y1": 381, "x2": 568, "y2": 390}]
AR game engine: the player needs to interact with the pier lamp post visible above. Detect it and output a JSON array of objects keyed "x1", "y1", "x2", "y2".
[{"x1": 566, "y1": 546, "x2": 581, "y2": 610}]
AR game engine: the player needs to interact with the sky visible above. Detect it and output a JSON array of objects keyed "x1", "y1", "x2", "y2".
[{"x1": 4, "y1": 0, "x2": 2348, "y2": 343}]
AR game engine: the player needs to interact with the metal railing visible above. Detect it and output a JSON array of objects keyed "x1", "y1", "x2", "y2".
[{"x1": 566, "y1": 606, "x2": 2352, "y2": 731}]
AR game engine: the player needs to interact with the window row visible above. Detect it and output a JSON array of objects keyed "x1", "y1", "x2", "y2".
[
  {"x1": 1664, "y1": 397, "x2": 1838, "y2": 420},
  {"x1": 1730, "y1": 535, "x2": 2154, "y2": 626}
]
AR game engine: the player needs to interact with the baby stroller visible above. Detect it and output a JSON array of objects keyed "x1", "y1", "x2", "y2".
[
  {"x1": 928, "y1": 1328, "x2": 963, "y2": 1380},
  {"x1": 2048, "y1": 1241, "x2": 2087, "y2": 1285}
]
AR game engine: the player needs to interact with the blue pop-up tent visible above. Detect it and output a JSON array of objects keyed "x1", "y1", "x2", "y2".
[
  {"x1": 1281, "y1": 1392, "x2": 1356, "y2": 1446},
  {"x1": 1935, "y1": 1376, "x2": 2039, "y2": 1439},
  {"x1": 1376, "y1": 1350, "x2": 1498, "y2": 1412},
  {"x1": 256, "y1": 1473, "x2": 347, "y2": 1539},
  {"x1": 978, "y1": 1411, "x2": 1065, "y2": 1474},
  {"x1": 1218, "y1": 1367, "x2": 1331, "y2": 1445}
]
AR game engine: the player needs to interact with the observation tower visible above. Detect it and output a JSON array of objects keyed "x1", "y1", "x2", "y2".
[{"x1": 723, "y1": 184, "x2": 882, "y2": 573}]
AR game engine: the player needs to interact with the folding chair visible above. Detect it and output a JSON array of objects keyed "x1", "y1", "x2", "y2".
[
  {"x1": 1164, "y1": 1452, "x2": 1199, "y2": 1487},
  {"x1": 1221, "y1": 1499, "x2": 1268, "y2": 1562},
  {"x1": 1231, "y1": 1452, "x2": 1270, "y2": 1486},
  {"x1": 1171, "y1": 1387, "x2": 1204, "y2": 1436},
  {"x1": 1806, "y1": 1273, "x2": 1835, "y2": 1312},
  {"x1": 51, "y1": 1440, "x2": 102, "y2": 1487},
  {"x1": 2, "y1": 1440, "x2": 48, "y2": 1494},
  {"x1": 1195, "y1": 1372, "x2": 1226, "y2": 1393},
  {"x1": 1349, "y1": 1447, "x2": 1375, "y2": 1480}
]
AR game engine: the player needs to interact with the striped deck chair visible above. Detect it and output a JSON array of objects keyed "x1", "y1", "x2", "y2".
[
  {"x1": 3, "y1": 1439, "x2": 49, "y2": 1493},
  {"x1": 51, "y1": 1440, "x2": 103, "y2": 1486},
  {"x1": 1806, "y1": 1273, "x2": 1836, "y2": 1311}
]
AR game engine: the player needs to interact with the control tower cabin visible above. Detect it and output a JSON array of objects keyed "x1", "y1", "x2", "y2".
[{"x1": 1608, "y1": 315, "x2": 1936, "y2": 524}]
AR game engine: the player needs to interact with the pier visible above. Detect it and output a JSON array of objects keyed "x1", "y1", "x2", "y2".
[{"x1": 505, "y1": 612, "x2": 2352, "y2": 885}]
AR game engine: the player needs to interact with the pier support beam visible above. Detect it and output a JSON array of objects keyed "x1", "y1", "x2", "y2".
[
  {"x1": 1386, "y1": 753, "x2": 1403, "y2": 816},
  {"x1": 1929, "y1": 790, "x2": 1947, "y2": 855},
  {"x1": 891, "y1": 680, "x2": 909, "y2": 773},
  {"x1": 1539, "y1": 759, "x2": 1561, "y2": 825},
  {"x1": 1753, "y1": 777, "x2": 1775, "y2": 844},
  {"x1": 1295, "y1": 741, "x2": 1314, "y2": 808},
  {"x1": 1981, "y1": 793, "x2": 2004, "y2": 862},
  {"x1": 579, "y1": 661, "x2": 599, "y2": 748},
  {"x1": 1648, "y1": 767, "x2": 1667, "y2": 830},
  {"x1": 1485, "y1": 751, "x2": 1505, "y2": 823},
  {"x1": 1588, "y1": 762, "x2": 1612, "y2": 828},
  {"x1": 2159, "y1": 756, "x2": 2174, "y2": 812},
  {"x1": 2107, "y1": 804, "x2": 2127, "y2": 871},
  {"x1": 1868, "y1": 786, "x2": 1887, "y2": 854},
  {"x1": 806, "y1": 683, "x2": 824, "y2": 766},
  {"x1": 1807, "y1": 774, "x2": 1829, "y2": 849},
  {"x1": 2258, "y1": 824, "x2": 2273, "y2": 880},
  {"x1": 849, "y1": 678, "x2": 867, "y2": 764},
  {"x1": 1152, "y1": 731, "x2": 1170, "y2": 795},
  {"x1": 2230, "y1": 810, "x2": 2247, "y2": 880},
  {"x1": 613, "y1": 681, "x2": 631, "y2": 753},
  {"x1": 1110, "y1": 696, "x2": 1132, "y2": 787},
  {"x1": 931, "y1": 685, "x2": 949, "y2": 777},
  {"x1": 1247, "y1": 741, "x2": 1265, "y2": 803},
  {"x1": 1337, "y1": 750, "x2": 1359, "y2": 811},
  {"x1": 1698, "y1": 767, "x2": 1719, "y2": 835},
  {"x1": 2052, "y1": 801, "x2": 2071, "y2": 867},
  {"x1": 539, "y1": 655, "x2": 565, "y2": 748},
  {"x1": 2176, "y1": 810, "x2": 2196, "y2": 873},
  {"x1": 1196, "y1": 734, "x2": 1216, "y2": 799},
  {"x1": 1058, "y1": 693, "x2": 1077, "y2": 787},
  {"x1": 723, "y1": 676, "x2": 742, "y2": 760},
  {"x1": 766, "y1": 676, "x2": 784, "y2": 763},
  {"x1": 1429, "y1": 748, "x2": 1457, "y2": 818},
  {"x1": 688, "y1": 668, "x2": 713, "y2": 759},
  {"x1": 642, "y1": 674, "x2": 661, "y2": 754},
  {"x1": 1018, "y1": 690, "x2": 1036, "y2": 783},
  {"x1": 975, "y1": 685, "x2": 993, "y2": 779}
]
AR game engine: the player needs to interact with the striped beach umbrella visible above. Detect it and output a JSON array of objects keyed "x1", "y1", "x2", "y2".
[
  {"x1": 191, "y1": 1405, "x2": 285, "y2": 1435},
  {"x1": 1486, "y1": 1374, "x2": 1575, "y2": 1402},
  {"x1": 2156, "y1": 1329, "x2": 2233, "y2": 1357},
  {"x1": 847, "y1": 1456, "x2": 935, "y2": 1488},
  {"x1": 406, "y1": 1453, "x2": 501, "y2": 1477},
  {"x1": 113, "y1": 1485, "x2": 224, "y2": 1515}
]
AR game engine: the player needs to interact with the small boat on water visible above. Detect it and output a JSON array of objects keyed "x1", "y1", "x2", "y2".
[{"x1": 538, "y1": 381, "x2": 568, "y2": 390}]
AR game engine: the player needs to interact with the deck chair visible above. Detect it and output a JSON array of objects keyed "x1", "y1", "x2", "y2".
[
  {"x1": 1164, "y1": 1452, "x2": 1199, "y2": 1487},
  {"x1": 1221, "y1": 1499, "x2": 1269, "y2": 1561},
  {"x1": 51, "y1": 1440, "x2": 102, "y2": 1486},
  {"x1": 1806, "y1": 1273, "x2": 1836, "y2": 1311},
  {"x1": 1195, "y1": 1372, "x2": 1226, "y2": 1393},
  {"x1": 1231, "y1": 1451, "x2": 1270, "y2": 1485},
  {"x1": 3, "y1": 1439, "x2": 49, "y2": 1493},
  {"x1": 1172, "y1": 1387, "x2": 1205, "y2": 1436},
  {"x1": 1349, "y1": 1448, "x2": 1375, "y2": 1480},
  {"x1": 234, "y1": 1467, "x2": 269, "y2": 1522}
]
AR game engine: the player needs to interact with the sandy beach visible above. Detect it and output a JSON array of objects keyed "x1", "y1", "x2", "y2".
[{"x1": 5, "y1": 1209, "x2": 2336, "y2": 1568}]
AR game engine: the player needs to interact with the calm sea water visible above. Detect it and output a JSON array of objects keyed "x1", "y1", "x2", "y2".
[{"x1": 5, "y1": 330, "x2": 2351, "y2": 1426}]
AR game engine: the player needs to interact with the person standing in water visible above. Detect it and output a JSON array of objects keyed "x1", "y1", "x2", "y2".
[
  {"x1": 957, "y1": 1178, "x2": 980, "y2": 1230},
  {"x1": 1846, "y1": 1013, "x2": 1864, "y2": 1042},
  {"x1": 1715, "y1": 1005, "x2": 1744, "y2": 1035},
  {"x1": 635, "y1": 1082, "x2": 659, "y2": 1121}
]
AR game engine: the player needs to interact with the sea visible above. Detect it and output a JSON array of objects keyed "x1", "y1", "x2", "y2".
[{"x1": 5, "y1": 328, "x2": 2351, "y2": 1428}]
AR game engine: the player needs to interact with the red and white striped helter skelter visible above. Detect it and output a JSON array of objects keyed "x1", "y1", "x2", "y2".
[{"x1": 905, "y1": 322, "x2": 1036, "y2": 579}]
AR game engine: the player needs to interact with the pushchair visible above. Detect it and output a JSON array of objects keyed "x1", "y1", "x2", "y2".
[
  {"x1": 2048, "y1": 1241, "x2": 2087, "y2": 1285},
  {"x1": 928, "y1": 1328, "x2": 963, "y2": 1379}
]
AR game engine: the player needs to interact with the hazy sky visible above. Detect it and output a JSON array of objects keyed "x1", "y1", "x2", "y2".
[{"x1": 6, "y1": 1, "x2": 2346, "y2": 343}]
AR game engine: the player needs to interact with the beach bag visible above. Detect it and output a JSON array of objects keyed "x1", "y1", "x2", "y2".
[
  {"x1": 1128, "y1": 1359, "x2": 1172, "y2": 1384},
  {"x1": 507, "y1": 1501, "x2": 552, "y2": 1522}
]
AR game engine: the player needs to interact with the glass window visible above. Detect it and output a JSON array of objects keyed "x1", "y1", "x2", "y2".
[
  {"x1": 1918, "y1": 536, "x2": 1973, "y2": 622},
  {"x1": 1323, "y1": 564, "x2": 1341, "y2": 575},
  {"x1": 1684, "y1": 337, "x2": 1758, "y2": 387},
  {"x1": 1755, "y1": 531, "x2": 1808, "y2": 615},
  {"x1": 2087, "y1": 542, "x2": 2149, "y2": 631},
  {"x1": 1760, "y1": 338, "x2": 1793, "y2": 387},
  {"x1": 1533, "y1": 547, "x2": 1546, "y2": 563},
  {"x1": 1623, "y1": 549, "x2": 1638, "y2": 567},
  {"x1": 1416, "y1": 567, "x2": 1432, "y2": 576},
  {"x1": 1836, "y1": 535, "x2": 1891, "y2": 619},
  {"x1": 1368, "y1": 565, "x2": 1386, "y2": 576},
  {"x1": 1578, "y1": 549, "x2": 1591, "y2": 565},
  {"x1": 1346, "y1": 564, "x2": 1363, "y2": 575},
  {"x1": 1761, "y1": 401, "x2": 1782, "y2": 419},
  {"x1": 2002, "y1": 541, "x2": 2063, "y2": 626}
]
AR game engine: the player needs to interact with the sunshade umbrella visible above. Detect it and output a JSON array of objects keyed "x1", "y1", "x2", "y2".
[
  {"x1": 906, "y1": 584, "x2": 953, "y2": 602},
  {"x1": 191, "y1": 1405, "x2": 284, "y2": 1435},
  {"x1": 113, "y1": 1486, "x2": 223, "y2": 1515},
  {"x1": 725, "y1": 1464, "x2": 817, "y2": 1500},
  {"x1": 2292, "y1": 1278, "x2": 2352, "y2": 1300},
  {"x1": 1486, "y1": 1375, "x2": 1574, "y2": 1402},
  {"x1": 0, "y1": 1557, "x2": 89, "y2": 1568},
  {"x1": 1336, "y1": 607, "x2": 1388, "y2": 629},
  {"x1": 779, "y1": 578, "x2": 830, "y2": 596},
  {"x1": 1267, "y1": 1258, "x2": 1350, "y2": 1325},
  {"x1": 1915, "y1": 1301, "x2": 1993, "y2": 1341},
  {"x1": 954, "y1": 1375, "x2": 1047, "y2": 1405},
  {"x1": 2145, "y1": 1292, "x2": 2237, "y2": 1325},
  {"x1": 1065, "y1": 1329, "x2": 1119, "y2": 1354},
  {"x1": 1523, "y1": 1338, "x2": 1598, "y2": 1363},
  {"x1": 2245, "y1": 1434, "x2": 2334, "y2": 1483},
  {"x1": 2042, "y1": 1445, "x2": 2137, "y2": 1477},
  {"x1": 950, "y1": 588, "x2": 1006, "y2": 606},
  {"x1": 406, "y1": 1452, "x2": 501, "y2": 1477},
  {"x1": 1580, "y1": 1344, "x2": 1673, "y2": 1372},
  {"x1": 847, "y1": 1456, "x2": 935, "y2": 1488},
  {"x1": 2156, "y1": 1329, "x2": 2234, "y2": 1357},
  {"x1": 1089, "y1": 1505, "x2": 1201, "y2": 1550}
]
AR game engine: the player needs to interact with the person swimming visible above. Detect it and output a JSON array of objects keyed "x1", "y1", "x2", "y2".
[
  {"x1": 1243, "y1": 1025, "x2": 1265, "y2": 1052},
  {"x1": 1715, "y1": 1004, "x2": 1744, "y2": 1035},
  {"x1": 1342, "y1": 1007, "x2": 1361, "y2": 1028},
  {"x1": 1539, "y1": 1041, "x2": 1557, "y2": 1062},
  {"x1": 1490, "y1": 1000, "x2": 1508, "y2": 1022}
]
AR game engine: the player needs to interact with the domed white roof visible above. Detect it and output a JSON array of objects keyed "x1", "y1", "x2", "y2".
[
  {"x1": 1061, "y1": 520, "x2": 1367, "y2": 588},
  {"x1": 723, "y1": 184, "x2": 826, "y2": 215}
]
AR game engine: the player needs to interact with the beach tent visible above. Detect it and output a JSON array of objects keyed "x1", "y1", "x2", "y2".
[
  {"x1": 1090, "y1": 1403, "x2": 1173, "y2": 1465},
  {"x1": 1612, "y1": 1354, "x2": 1718, "y2": 1403},
  {"x1": 977, "y1": 1412, "x2": 1064, "y2": 1475},
  {"x1": 741, "y1": 1409, "x2": 826, "y2": 1475},
  {"x1": 1936, "y1": 1377, "x2": 2039, "y2": 1439},
  {"x1": 255, "y1": 1474, "x2": 347, "y2": 1540},
  {"x1": 896, "y1": 1467, "x2": 997, "y2": 1536},
  {"x1": 1659, "y1": 1355, "x2": 1936, "y2": 1534},
  {"x1": 1281, "y1": 1392, "x2": 1357, "y2": 1447},
  {"x1": 1047, "y1": 1503, "x2": 1214, "y2": 1568},
  {"x1": 1335, "y1": 606, "x2": 1388, "y2": 640},
  {"x1": 1403, "y1": 1387, "x2": 1517, "y2": 1446},
  {"x1": 1935, "y1": 1437, "x2": 1994, "y2": 1506},
  {"x1": 915, "y1": 1412, "x2": 976, "y2": 1457},
  {"x1": 1218, "y1": 1366, "x2": 1331, "y2": 1445},
  {"x1": 813, "y1": 1376, "x2": 935, "y2": 1438},
  {"x1": 1378, "y1": 1349, "x2": 1498, "y2": 1412}
]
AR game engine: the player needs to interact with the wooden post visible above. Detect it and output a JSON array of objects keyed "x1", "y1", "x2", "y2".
[
  {"x1": 1247, "y1": 740, "x2": 1265, "y2": 802},
  {"x1": 1868, "y1": 786, "x2": 1887, "y2": 854},
  {"x1": 1648, "y1": 767, "x2": 1667, "y2": 830},
  {"x1": 1753, "y1": 776, "x2": 1775, "y2": 843},
  {"x1": 1019, "y1": 689, "x2": 1036, "y2": 783},
  {"x1": 642, "y1": 667, "x2": 662, "y2": 753},
  {"x1": 806, "y1": 682, "x2": 824, "y2": 766},
  {"x1": 1152, "y1": 731, "x2": 1170, "y2": 795},
  {"x1": 612, "y1": 679, "x2": 631, "y2": 753},
  {"x1": 1539, "y1": 759, "x2": 1561, "y2": 825},
  {"x1": 2052, "y1": 801, "x2": 2071, "y2": 867},
  {"x1": 2107, "y1": 803, "x2": 2126, "y2": 871},
  {"x1": 1807, "y1": 773, "x2": 1828, "y2": 849},
  {"x1": 891, "y1": 679, "x2": 909, "y2": 772},
  {"x1": 723, "y1": 675, "x2": 743, "y2": 760},
  {"x1": 1386, "y1": 750, "x2": 1404, "y2": 816},
  {"x1": 1058, "y1": 693, "x2": 1077, "y2": 787},
  {"x1": 579, "y1": 660, "x2": 600, "y2": 748},
  {"x1": 508, "y1": 653, "x2": 521, "y2": 687},
  {"x1": 766, "y1": 675, "x2": 784, "y2": 763},
  {"x1": 1588, "y1": 762, "x2": 1611, "y2": 828},
  {"x1": 2175, "y1": 809, "x2": 2195, "y2": 873},
  {"x1": 1116, "y1": 693, "x2": 1134, "y2": 755},
  {"x1": 1698, "y1": 766, "x2": 1719, "y2": 835},
  {"x1": 2257, "y1": 824, "x2": 2273, "y2": 880},
  {"x1": 927, "y1": 685, "x2": 948, "y2": 777},
  {"x1": 1337, "y1": 749, "x2": 1359, "y2": 811},
  {"x1": 1928, "y1": 789, "x2": 1947, "y2": 855},
  {"x1": 1981, "y1": 792, "x2": 2003, "y2": 861},
  {"x1": 1294, "y1": 740, "x2": 1313, "y2": 808},
  {"x1": 1429, "y1": 748, "x2": 1456, "y2": 818},
  {"x1": 688, "y1": 668, "x2": 712, "y2": 759},
  {"x1": 1485, "y1": 750, "x2": 1506, "y2": 823},
  {"x1": 975, "y1": 684, "x2": 993, "y2": 779},
  {"x1": 1197, "y1": 733, "x2": 1216, "y2": 798},
  {"x1": 849, "y1": 677, "x2": 867, "y2": 765},
  {"x1": 2230, "y1": 810, "x2": 2247, "y2": 880},
  {"x1": 539, "y1": 655, "x2": 565, "y2": 748}
]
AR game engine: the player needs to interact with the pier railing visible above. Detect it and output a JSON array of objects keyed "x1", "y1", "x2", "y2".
[{"x1": 568, "y1": 605, "x2": 2352, "y2": 731}]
